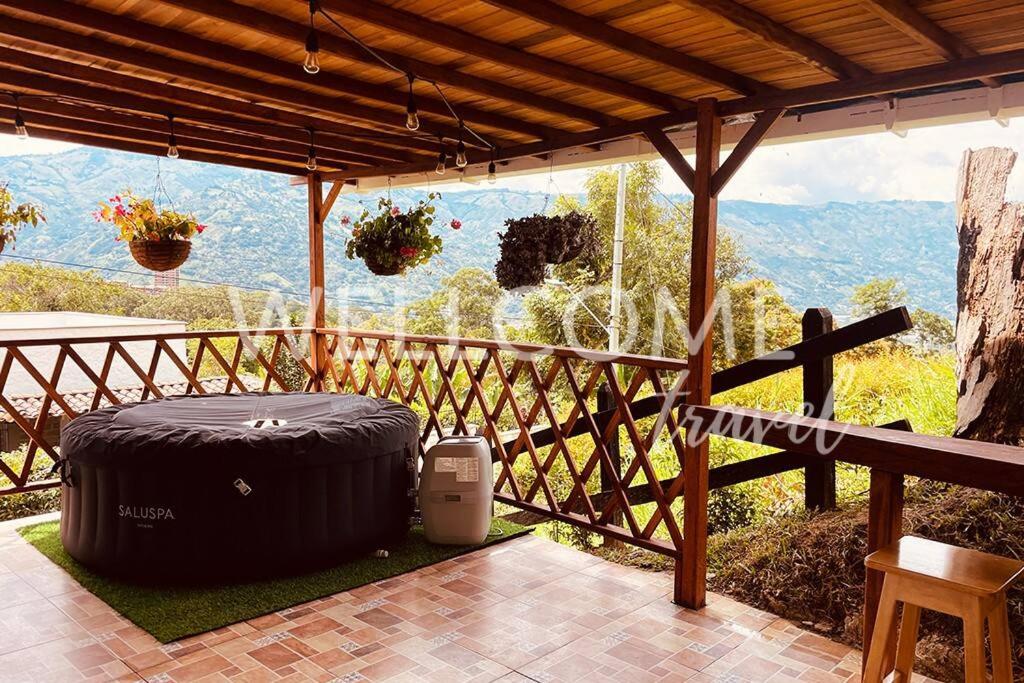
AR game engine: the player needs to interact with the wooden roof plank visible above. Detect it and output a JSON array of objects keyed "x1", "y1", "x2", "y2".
[
  {"x1": 316, "y1": 0, "x2": 692, "y2": 110},
  {"x1": 478, "y1": 0, "x2": 770, "y2": 96},
  {"x1": 151, "y1": 0, "x2": 620, "y2": 127},
  {"x1": 860, "y1": 0, "x2": 1003, "y2": 87},
  {"x1": 667, "y1": 0, "x2": 873, "y2": 80}
]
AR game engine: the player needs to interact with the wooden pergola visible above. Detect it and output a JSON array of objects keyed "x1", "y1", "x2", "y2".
[{"x1": 3, "y1": 0, "x2": 1024, "y2": 629}]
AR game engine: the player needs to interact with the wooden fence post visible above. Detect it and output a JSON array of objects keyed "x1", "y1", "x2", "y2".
[
  {"x1": 803, "y1": 307, "x2": 836, "y2": 510},
  {"x1": 307, "y1": 173, "x2": 326, "y2": 392},
  {"x1": 597, "y1": 382, "x2": 622, "y2": 547}
]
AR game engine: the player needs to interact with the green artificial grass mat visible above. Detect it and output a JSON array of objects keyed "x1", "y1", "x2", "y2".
[{"x1": 20, "y1": 519, "x2": 530, "y2": 643}]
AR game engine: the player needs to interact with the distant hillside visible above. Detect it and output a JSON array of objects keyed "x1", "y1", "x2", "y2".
[{"x1": 0, "y1": 147, "x2": 957, "y2": 315}]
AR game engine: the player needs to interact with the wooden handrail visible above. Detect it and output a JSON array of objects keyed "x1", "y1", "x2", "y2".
[
  {"x1": 681, "y1": 405, "x2": 1024, "y2": 496},
  {"x1": 317, "y1": 327, "x2": 689, "y2": 371},
  {"x1": 0, "y1": 328, "x2": 314, "y2": 348}
]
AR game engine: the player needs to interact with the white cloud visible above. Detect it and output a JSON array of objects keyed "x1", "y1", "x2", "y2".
[{"x1": 0, "y1": 134, "x2": 77, "y2": 157}]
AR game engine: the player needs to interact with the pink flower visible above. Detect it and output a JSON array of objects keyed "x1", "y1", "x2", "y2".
[
  {"x1": 450, "y1": 219, "x2": 462, "y2": 230},
  {"x1": 390, "y1": 206, "x2": 401, "y2": 217},
  {"x1": 399, "y1": 246, "x2": 418, "y2": 258},
  {"x1": 340, "y1": 215, "x2": 351, "y2": 225},
  {"x1": 196, "y1": 224, "x2": 206, "y2": 234}
]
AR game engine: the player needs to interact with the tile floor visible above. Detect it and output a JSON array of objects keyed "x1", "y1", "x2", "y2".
[{"x1": 0, "y1": 515, "x2": 909, "y2": 682}]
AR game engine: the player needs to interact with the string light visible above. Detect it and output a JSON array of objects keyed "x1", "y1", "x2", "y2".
[
  {"x1": 12, "y1": 95, "x2": 27, "y2": 140},
  {"x1": 435, "y1": 137, "x2": 447, "y2": 175},
  {"x1": 455, "y1": 123, "x2": 468, "y2": 168},
  {"x1": 165, "y1": 114, "x2": 179, "y2": 158},
  {"x1": 405, "y1": 74, "x2": 419, "y2": 131},
  {"x1": 487, "y1": 149, "x2": 497, "y2": 184},
  {"x1": 303, "y1": 0, "x2": 321, "y2": 74},
  {"x1": 306, "y1": 127, "x2": 318, "y2": 171}
]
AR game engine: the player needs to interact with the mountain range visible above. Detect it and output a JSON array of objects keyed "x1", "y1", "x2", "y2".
[{"x1": 0, "y1": 147, "x2": 957, "y2": 316}]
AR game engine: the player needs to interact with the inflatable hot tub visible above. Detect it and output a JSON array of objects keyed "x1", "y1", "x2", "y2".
[{"x1": 58, "y1": 392, "x2": 419, "y2": 582}]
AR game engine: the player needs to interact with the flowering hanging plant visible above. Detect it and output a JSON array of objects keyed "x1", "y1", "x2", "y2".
[
  {"x1": 343, "y1": 193, "x2": 451, "y2": 276},
  {"x1": 94, "y1": 190, "x2": 206, "y2": 242}
]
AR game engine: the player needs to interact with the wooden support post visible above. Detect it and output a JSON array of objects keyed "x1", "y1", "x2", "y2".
[
  {"x1": 802, "y1": 307, "x2": 836, "y2": 510},
  {"x1": 307, "y1": 174, "x2": 327, "y2": 391},
  {"x1": 597, "y1": 382, "x2": 623, "y2": 548},
  {"x1": 678, "y1": 98, "x2": 721, "y2": 609},
  {"x1": 863, "y1": 469, "x2": 904, "y2": 676}
]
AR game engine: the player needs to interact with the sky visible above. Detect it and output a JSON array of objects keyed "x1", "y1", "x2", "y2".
[{"x1": 3, "y1": 117, "x2": 1024, "y2": 204}]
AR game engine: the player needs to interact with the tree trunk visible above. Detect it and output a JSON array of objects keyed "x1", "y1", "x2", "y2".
[{"x1": 954, "y1": 147, "x2": 1024, "y2": 444}]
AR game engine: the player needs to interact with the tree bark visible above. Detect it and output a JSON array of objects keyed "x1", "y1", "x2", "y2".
[{"x1": 954, "y1": 147, "x2": 1024, "y2": 444}]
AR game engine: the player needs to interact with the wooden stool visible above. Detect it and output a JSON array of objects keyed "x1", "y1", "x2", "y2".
[{"x1": 863, "y1": 536, "x2": 1024, "y2": 683}]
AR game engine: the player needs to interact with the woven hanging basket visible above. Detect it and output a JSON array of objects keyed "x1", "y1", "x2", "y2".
[
  {"x1": 129, "y1": 240, "x2": 191, "y2": 272},
  {"x1": 363, "y1": 254, "x2": 404, "y2": 276}
]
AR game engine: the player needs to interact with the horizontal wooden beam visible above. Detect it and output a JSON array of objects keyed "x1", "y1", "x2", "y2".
[
  {"x1": 711, "y1": 108, "x2": 785, "y2": 196},
  {"x1": 328, "y1": 45, "x2": 1024, "y2": 183},
  {"x1": 0, "y1": 105, "x2": 351, "y2": 171},
  {"x1": 9, "y1": 99, "x2": 373, "y2": 167},
  {"x1": 668, "y1": 0, "x2": 871, "y2": 80},
  {"x1": 479, "y1": 0, "x2": 768, "y2": 96},
  {"x1": 860, "y1": 0, "x2": 1001, "y2": 88},
  {"x1": 153, "y1": 0, "x2": 619, "y2": 128},
  {"x1": 1, "y1": 122, "x2": 299, "y2": 175},
  {"x1": 683, "y1": 405, "x2": 1024, "y2": 497},
  {"x1": 318, "y1": 0, "x2": 690, "y2": 111},
  {"x1": 0, "y1": 0, "x2": 554, "y2": 142}
]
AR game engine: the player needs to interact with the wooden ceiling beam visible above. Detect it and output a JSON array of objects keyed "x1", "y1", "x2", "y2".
[
  {"x1": 0, "y1": 12, "x2": 503, "y2": 150},
  {"x1": 860, "y1": 0, "x2": 1002, "y2": 88},
  {"x1": 153, "y1": 0, "x2": 619, "y2": 128},
  {"x1": 0, "y1": 122, "x2": 302, "y2": 175},
  {"x1": 0, "y1": 52, "x2": 436, "y2": 163},
  {"x1": 668, "y1": 0, "x2": 871, "y2": 80},
  {"x1": 711, "y1": 108, "x2": 784, "y2": 196},
  {"x1": 321, "y1": 46, "x2": 1024, "y2": 183},
  {"x1": 0, "y1": 103, "x2": 365, "y2": 170},
  {"x1": 316, "y1": 0, "x2": 691, "y2": 111},
  {"x1": 0, "y1": 0, "x2": 557, "y2": 142},
  {"x1": 480, "y1": 0, "x2": 769, "y2": 96}
]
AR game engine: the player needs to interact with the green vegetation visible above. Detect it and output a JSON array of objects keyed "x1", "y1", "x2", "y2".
[{"x1": 20, "y1": 519, "x2": 529, "y2": 643}]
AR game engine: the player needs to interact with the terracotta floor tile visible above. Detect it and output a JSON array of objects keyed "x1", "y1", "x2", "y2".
[{"x1": 0, "y1": 518, "x2": 886, "y2": 683}]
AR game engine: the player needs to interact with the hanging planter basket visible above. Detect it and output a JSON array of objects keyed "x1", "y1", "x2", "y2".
[
  {"x1": 363, "y1": 253, "x2": 405, "y2": 277},
  {"x1": 129, "y1": 240, "x2": 192, "y2": 272},
  {"x1": 344, "y1": 195, "x2": 449, "y2": 277},
  {"x1": 495, "y1": 211, "x2": 598, "y2": 290}
]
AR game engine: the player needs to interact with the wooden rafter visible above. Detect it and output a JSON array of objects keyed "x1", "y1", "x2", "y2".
[
  {"x1": 316, "y1": 0, "x2": 691, "y2": 111},
  {"x1": 643, "y1": 127, "x2": 695, "y2": 192},
  {"x1": 668, "y1": 0, "x2": 871, "y2": 80},
  {"x1": 0, "y1": 14, "x2": 499, "y2": 149},
  {"x1": 473, "y1": 0, "x2": 769, "y2": 96},
  {"x1": 0, "y1": 0, "x2": 557, "y2": 142},
  {"x1": 153, "y1": 0, "x2": 619, "y2": 128},
  {"x1": 0, "y1": 104, "x2": 355, "y2": 171},
  {"x1": 0, "y1": 60, "x2": 436, "y2": 164},
  {"x1": 860, "y1": 0, "x2": 1002, "y2": 88}
]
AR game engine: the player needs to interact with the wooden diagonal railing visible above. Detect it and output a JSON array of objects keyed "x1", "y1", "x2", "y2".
[{"x1": 0, "y1": 328, "x2": 315, "y2": 496}]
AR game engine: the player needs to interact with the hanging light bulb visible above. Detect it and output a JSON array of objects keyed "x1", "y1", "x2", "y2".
[
  {"x1": 166, "y1": 115, "x2": 179, "y2": 158},
  {"x1": 435, "y1": 138, "x2": 447, "y2": 176},
  {"x1": 487, "y1": 160, "x2": 497, "y2": 184},
  {"x1": 455, "y1": 125, "x2": 468, "y2": 168},
  {"x1": 405, "y1": 74, "x2": 419, "y2": 131},
  {"x1": 13, "y1": 111, "x2": 27, "y2": 140},
  {"x1": 12, "y1": 95, "x2": 27, "y2": 140},
  {"x1": 303, "y1": 0, "x2": 320, "y2": 74},
  {"x1": 306, "y1": 128, "x2": 318, "y2": 171}
]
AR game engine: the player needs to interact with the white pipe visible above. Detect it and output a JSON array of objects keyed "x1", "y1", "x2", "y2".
[{"x1": 609, "y1": 163, "x2": 626, "y2": 353}]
